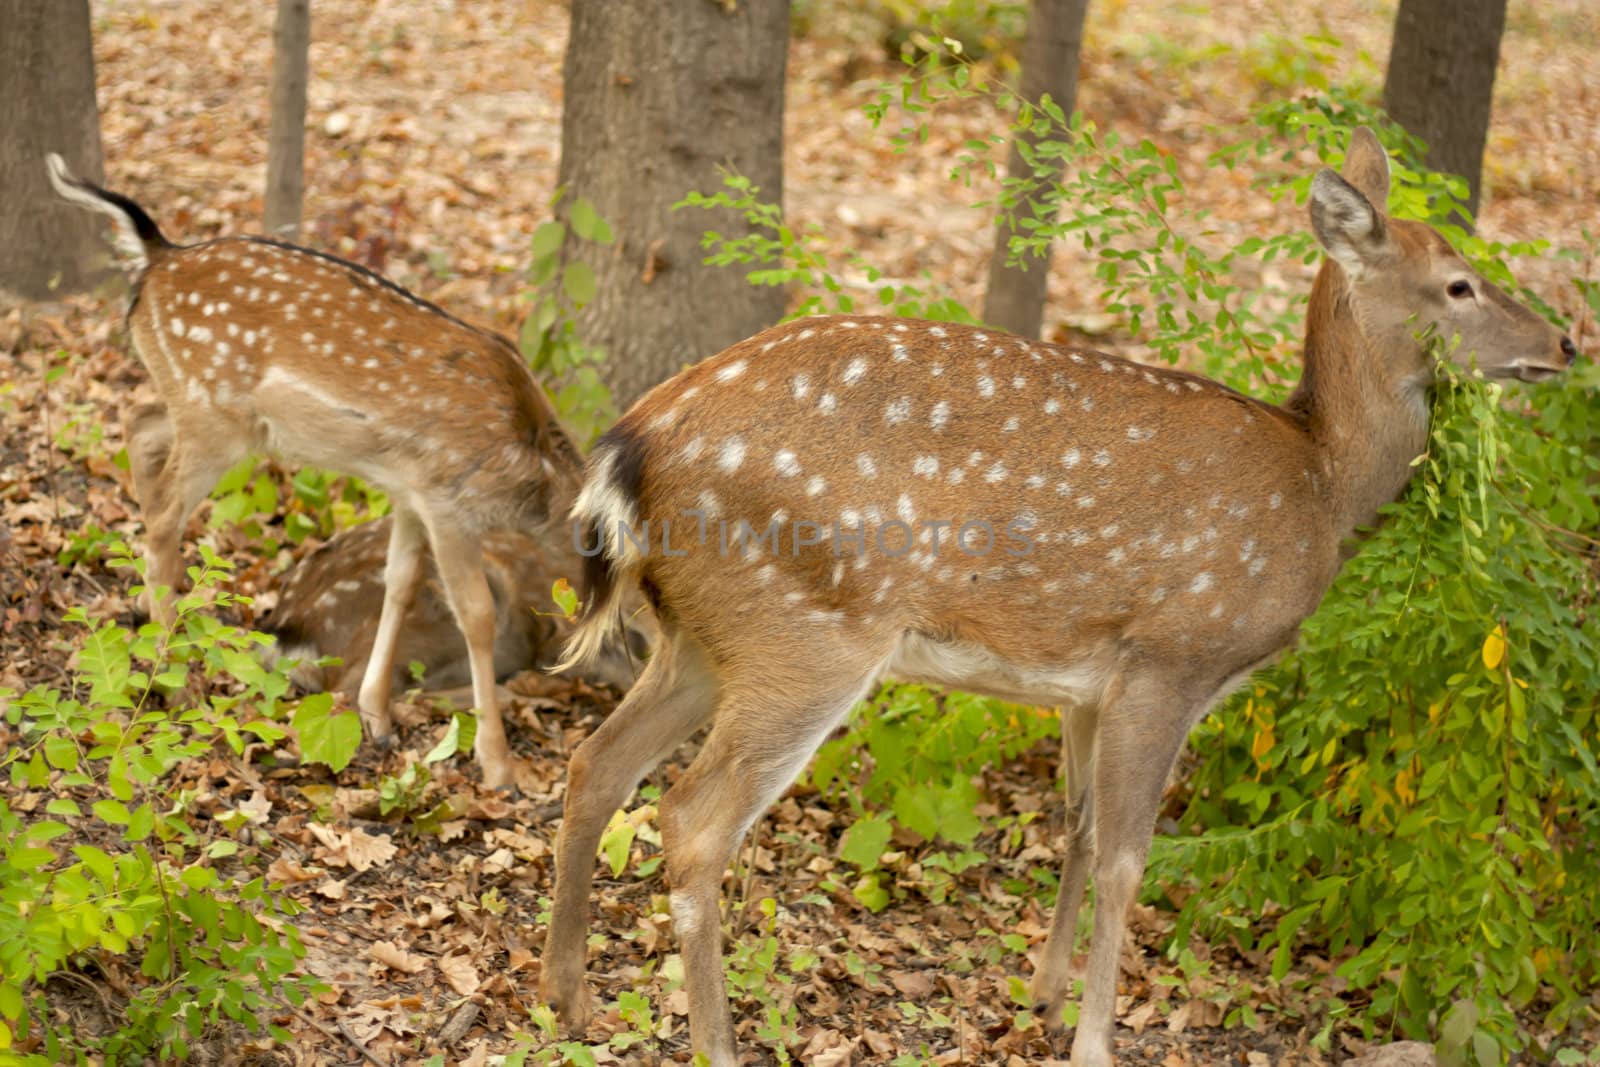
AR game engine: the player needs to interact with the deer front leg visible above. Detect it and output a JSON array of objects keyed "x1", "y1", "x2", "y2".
[{"x1": 1070, "y1": 675, "x2": 1202, "y2": 1067}]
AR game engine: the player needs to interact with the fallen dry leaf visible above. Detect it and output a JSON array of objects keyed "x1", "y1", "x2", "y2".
[
  {"x1": 438, "y1": 953, "x2": 481, "y2": 995},
  {"x1": 368, "y1": 941, "x2": 427, "y2": 976}
]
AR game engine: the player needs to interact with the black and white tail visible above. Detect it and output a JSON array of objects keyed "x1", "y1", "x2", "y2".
[
  {"x1": 552, "y1": 424, "x2": 650, "y2": 673},
  {"x1": 45, "y1": 154, "x2": 172, "y2": 273}
]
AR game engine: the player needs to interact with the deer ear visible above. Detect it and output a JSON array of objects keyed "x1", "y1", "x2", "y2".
[
  {"x1": 1310, "y1": 169, "x2": 1389, "y2": 280},
  {"x1": 1340, "y1": 126, "x2": 1391, "y2": 208}
]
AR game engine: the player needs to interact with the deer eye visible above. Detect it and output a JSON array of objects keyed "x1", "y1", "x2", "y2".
[{"x1": 1446, "y1": 280, "x2": 1474, "y2": 299}]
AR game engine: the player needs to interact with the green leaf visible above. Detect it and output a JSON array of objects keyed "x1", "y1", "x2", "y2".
[
  {"x1": 562, "y1": 262, "x2": 597, "y2": 307},
  {"x1": 569, "y1": 198, "x2": 612, "y2": 244},
  {"x1": 93, "y1": 798, "x2": 132, "y2": 825},
  {"x1": 531, "y1": 220, "x2": 566, "y2": 259},
  {"x1": 851, "y1": 872, "x2": 890, "y2": 913},
  {"x1": 424, "y1": 715, "x2": 463, "y2": 765},
  {"x1": 839, "y1": 814, "x2": 892, "y2": 871},
  {"x1": 599, "y1": 810, "x2": 636, "y2": 878},
  {"x1": 291, "y1": 693, "x2": 362, "y2": 773}
]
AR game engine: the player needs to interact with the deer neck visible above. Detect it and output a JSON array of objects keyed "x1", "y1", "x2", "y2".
[{"x1": 1287, "y1": 262, "x2": 1432, "y2": 540}]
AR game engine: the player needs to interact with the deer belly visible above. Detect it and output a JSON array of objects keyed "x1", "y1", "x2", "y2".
[{"x1": 886, "y1": 631, "x2": 1113, "y2": 707}]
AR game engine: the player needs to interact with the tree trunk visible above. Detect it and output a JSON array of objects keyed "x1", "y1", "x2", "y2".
[
  {"x1": 0, "y1": 0, "x2": 106, "y2": 301},
  {"x1": 557, "y1": 0, "x2": 790, "y2": 409},
  {"x1": 981, "y1": 0, "x2": 1091, "y2": 339},
  {"x1": 1382, "y1": 0, "x2": 1507, "y2": 224},
  {"x1": 264, "y1": 0, "x2": 311, "y2": 240}
]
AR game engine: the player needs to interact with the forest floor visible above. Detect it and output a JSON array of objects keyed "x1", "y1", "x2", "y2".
[{"x1": 3, "y1": 1, "x2": 1599, "y2": 1065}]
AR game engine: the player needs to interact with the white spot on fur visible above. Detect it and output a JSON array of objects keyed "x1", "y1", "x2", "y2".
[
  {"x1": 719, "y1": 437, "x2": 747, "y2": 472},
  {"x1": 930, "y1": 400, "x2": 950, "y2": 430},
  {"x1": 1189, "y1": 572, "x2": 1214, "y2": 594},
  {"x1": 775, "y1": 450, "x2": 801, "y2": 476}
]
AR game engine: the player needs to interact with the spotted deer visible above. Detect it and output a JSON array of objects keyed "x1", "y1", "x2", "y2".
[
  {"x1": 539, "y1": 128, "x2": 1578, "y2": 1065},
  {"x1": 47, "y1": 155, "x2": 585, "y2": 790},
  {"x1": 261, "y1": 517, "x2": 647, "y2": 697}
]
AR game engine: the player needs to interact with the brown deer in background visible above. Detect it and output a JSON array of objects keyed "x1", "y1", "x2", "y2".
[
  {"x1": 261, "y1": 517, "x2": 646, "y2": 697},
  {"x1": 540, "y1": 128, "x2": 1577, "y2": 1065},
  {"x1": 47, "y1": 155, "x2": 585, "y2": 790}
]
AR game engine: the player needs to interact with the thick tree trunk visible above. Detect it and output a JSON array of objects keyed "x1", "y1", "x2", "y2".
[
  {"x1": 0, "y1": 0, "x2": 106, "y2": 300},
  {"x1": 264, "y1": 0, "x2": 311, "y2": 240},
  {"x1": 558, "y1": 0, "x2": 790, "y2": 409},
  {"x1": 982, "y1": 0, "x2": 1090, "y2": 339},
  {"x1": 1382, "y1": 0, "x2": 1507, "y2": 223}
]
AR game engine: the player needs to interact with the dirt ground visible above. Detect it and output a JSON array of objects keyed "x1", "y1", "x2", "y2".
[{"x1": 3, "y1": 1, "x2": 1598, "y2": 1064}]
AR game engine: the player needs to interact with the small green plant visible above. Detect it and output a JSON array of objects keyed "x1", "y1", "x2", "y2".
[
  {"x1": 521, "y1": 192, "x2": 619, "y2": 446},
  {"x1": 682, "y1": 175, "x2": 980, "y2": 325},
  {"x1": 0, "y1": 553, "x2": 323, "y2": 1062},
  {"x1": 208, "y1": 459, "x2": 391, "y2": 550}
]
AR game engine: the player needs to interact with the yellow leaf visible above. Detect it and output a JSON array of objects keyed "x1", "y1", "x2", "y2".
[
  {"x1": 1250, "y1": 726, "x2": 1275, "y2": 761},
  {"x1": 1395, "y1": 768, "x2": 1415, "y2": 806},
  {"x1": 1481, "y1": 625, "x2": 1506, "y2": 671}
]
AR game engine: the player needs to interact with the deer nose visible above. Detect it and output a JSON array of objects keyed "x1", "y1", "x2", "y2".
[{"x1": 1560, "y1": 335, "x2": 1578, "y2": 364}]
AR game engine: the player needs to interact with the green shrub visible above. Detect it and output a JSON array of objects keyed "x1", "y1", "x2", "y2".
[{"x1": 0, "y1": 550, "x2": 323, "y2": 1062}]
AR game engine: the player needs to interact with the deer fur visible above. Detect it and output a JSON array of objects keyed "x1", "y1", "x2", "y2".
[
  {"x1": 537, "y1": 128, "x2": 1575, "y2": 1066},
  {"x1": 47, "y1": 154, "x2": 585, "y2": 790}
]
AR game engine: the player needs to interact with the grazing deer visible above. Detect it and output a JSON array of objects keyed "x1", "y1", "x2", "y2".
[
  {"x1": 261, "y1": 517, "x2": 647, "y2": 696},
  {"x1": 539, "y1": 128, "x2": 1577, "y2": 1065},
  {"x1": 47, "y1": 155, "x2": 585, "y2": 790}
]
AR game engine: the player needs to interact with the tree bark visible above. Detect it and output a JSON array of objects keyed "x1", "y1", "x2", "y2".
[
  {"x1": 1382, "y1": 0, "x2": 1507, "y2": 223},
  {"x1": 0, "y1": 0, "x2": 106, "y2": 300},
  {"x1": 557, "y1": 0, "x2": 790, "y2": 409},
  {"x1": 982, "y1": 0, "x2": 1090, "y2": 339},
  {"x1": 264, "y1": 0, "x2": 311, "y2": 240}
]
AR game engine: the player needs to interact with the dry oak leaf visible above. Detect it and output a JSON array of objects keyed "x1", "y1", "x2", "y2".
[
  {"x1": 800, "y1": 1028, "x2": 857, "y2": 1067},
  {"x1": 438, "y1": 954, "x2": 481, "y2": 996},
  {"x1": 890, "y1": 969, "x2": 936, "y2": 998},
  {"x1": 369, "y1": 940, "x2": 427, "y2": 975},
  {"x1": 309, "y1": 823, "x2": 399, "y2": 873},
  {"x1": 264, "y1": 856, "x2": 322, "y2": 884}
]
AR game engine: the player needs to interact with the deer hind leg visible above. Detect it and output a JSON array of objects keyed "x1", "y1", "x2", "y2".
[
  {"x1": 355, "y1": 507, "x2": 428, "y2": 742},
  {"x1": 1031, "y1": 701, "x2": 1100, "y2": 1027},
  {"x1": 422, "y1": 520, "x2": 515, "y2": 788},
  {"x1": 1071, "y1": 674, "x2": 1205, "y2": 1067},
  {"x1": 659, "y1": 663, "x2": 887, "y2": 1067},
  {"x1": 541, "y1": 628, "x2": 718, "y2": 1031},
  {"x1": 123, "y1": 403, "x2": 242, "y2": 627}
]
